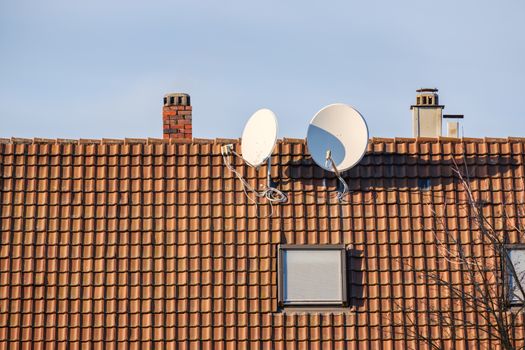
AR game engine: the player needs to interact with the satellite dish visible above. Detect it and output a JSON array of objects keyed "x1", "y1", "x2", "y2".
[
  {"x1": 241, "y1": 108, "x2": 278, "y2": 167},
  {"x1": 221, "y1": 107, "x2": 287, "y2": 212},
  {"x1": 306, "y1": 103, "x2": 369, "y2": 172}
]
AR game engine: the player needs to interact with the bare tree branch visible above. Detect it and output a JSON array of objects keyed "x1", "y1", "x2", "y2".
[{"x1": 387, "y1": 158, "x2": 525, "y2": 350}]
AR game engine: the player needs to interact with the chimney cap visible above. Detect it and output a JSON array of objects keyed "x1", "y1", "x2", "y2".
[
  {"x1": 164, "y1": 92, "x2": 190, "y2": 98},
  {"x1": 163, "y1": 93, "x2": 190, "y2": 106},
  {"x1": 416, "y1": 88, "x2": 438, "y2": 93}
]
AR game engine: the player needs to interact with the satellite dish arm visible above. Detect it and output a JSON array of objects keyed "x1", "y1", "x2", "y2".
[
  {"x1": 267, "y1": 157, "x2": 272, "y2": 189},
  {"x1": 325, "y1": 150, "x2": 350, "y2": 203},
  {"x1": 325, "y1": 150, "x2": 341, "y2": 177}
]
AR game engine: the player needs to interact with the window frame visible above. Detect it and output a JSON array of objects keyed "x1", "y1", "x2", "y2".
[
  {"x1": 277, "y1": 244, "x2": 348, "y2": 307},
  {"x1": 505, "y1": 245, "x2": 525, "y2": 306}
]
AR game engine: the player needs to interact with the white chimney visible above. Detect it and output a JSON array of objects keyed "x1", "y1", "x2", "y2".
[
  {"x1": 444, "y1": 114, "x2": 464, "y2": 138},
  {"x1": 447, "y1": 121, "x2": 459, "y2": 138},
  {"x1": 411, "y1": 88, "x2": 444, "y2": 137}
]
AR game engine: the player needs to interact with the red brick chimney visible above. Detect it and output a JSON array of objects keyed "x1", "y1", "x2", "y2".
[{"x1": 163, "y1": 93, "x2": 192, "y2": 140}]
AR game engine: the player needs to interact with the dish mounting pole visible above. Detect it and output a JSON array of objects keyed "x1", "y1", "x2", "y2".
[
  {"x1": 325, "y1": 150, "x2": 350, "y2": 202},
  {"x1": 266, "y1": 157, "x2": 272, "y2": 188}
]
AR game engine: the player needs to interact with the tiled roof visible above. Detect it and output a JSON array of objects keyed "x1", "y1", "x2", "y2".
[{"x1": 1, "y1": 136, "x2": 525, "y2": 349}]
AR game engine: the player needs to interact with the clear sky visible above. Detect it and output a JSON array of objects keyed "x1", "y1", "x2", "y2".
[{"x1": 1, "y1": 1, "x2": 524, "y2": 140}]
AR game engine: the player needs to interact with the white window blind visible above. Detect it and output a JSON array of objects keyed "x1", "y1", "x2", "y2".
[
  {"x1": 279, "y1": 245, "x2": 346, "y2": 305},
  {"x1": 508, "y1": 248, "x2": 525, "y2": 304}
]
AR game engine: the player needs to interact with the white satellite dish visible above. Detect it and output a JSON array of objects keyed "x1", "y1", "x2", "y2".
[
  {"x1": 241, "y1": 108, "x2": 278, "y2": 167},
  {"x1": 221, "y1": 107, "x2": 286, "y2": 214},
  {"x1": 306, "y1": 103, "x2": 369, "y2": 172}
]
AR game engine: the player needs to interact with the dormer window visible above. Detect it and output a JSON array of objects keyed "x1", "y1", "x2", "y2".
[
  {"x1": 507, "y1": 246, "x2": 525, "y2": 305},
  {"x1": 278, "y1": 245, "x2": 347, "y2": 306}
]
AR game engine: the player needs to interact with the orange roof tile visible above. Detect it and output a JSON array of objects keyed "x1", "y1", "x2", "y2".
[{"x1": 1, "y1": 137, "x2": 525, "y2": 348}]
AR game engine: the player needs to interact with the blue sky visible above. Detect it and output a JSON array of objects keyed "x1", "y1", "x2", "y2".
[{"x1": 1, "y1": 1, "x2": 524, "y2": 139}]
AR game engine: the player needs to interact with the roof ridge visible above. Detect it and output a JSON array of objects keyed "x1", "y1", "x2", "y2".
[
  {"x1": 215, "y1": 138, "x2": 239, "y2": 144},
  {"x1": 415, "y1": 137, "x2": 440, "y2": 143},
  {"x1": 437, "y1": 136, "x2": 462, "y2": 142},
  {"x1": 57, "y1": 138, "x2": 78, "y2": 144},
  {"x1": 393, "y1": 137, "x2": 416, "y2": 143},
  {"x1": 192, "y1": 138, "x2": 213, "y2": 144},
  {"x1": 461, "y1": 137, "x2": 484, "y2": 143},
  {"x1": 1, "y1": 136, "x2": 524, "y2": 145},
  {"x1": 484, "y1": 137, "x2": 510, "y2": 143},
  {"x1": 282, "y1": 137, "x2": 305, "y2": 144},
  {"x1": 371, "y1": 137, "x2": 395, "y2": 143}
]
